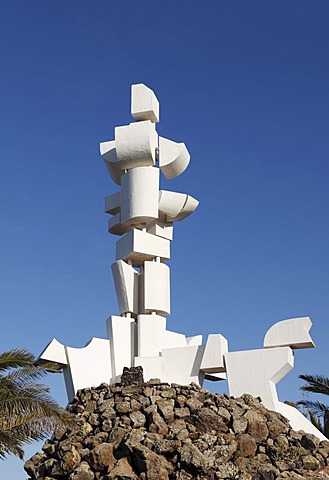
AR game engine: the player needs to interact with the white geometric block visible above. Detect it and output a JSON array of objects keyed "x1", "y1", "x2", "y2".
[
  {"x1": 121, "y1": 167, "x2": 159, "y2": 225},
  {"x1": 105, "y1": 192, "x2": 121, "y2": 215},
  {"x1": 162, "y1": 330, "x2": 187, "y2": 349},
  {"x1": 137, "y1": 314, "x2": 166, "y2": 357},
  {"x1": 161, "y1": 345, "x2": 206, "y2": 385},
  {"x1": 108, "y1": 213, "x2": 130, "y2": 236},
  {"x1": 158, "y1": 190, "x2": 187, "y2": 218},
  {"x1": 115, "y1": 121, "x2": 158, "y2": 169},
  {"x1": 159, "y1": 136, "x2": 190, "y2": 179},
  {"x1": 263, "y1": 317, "x2": 315, "y2": 350},
  {"x1": 186, "y1": 335, "x2": 203, "y2": 346},
  {"x1": 174, "y1": 195, "x2": 199, "y2": 221},
  {"x1": 200, "y1": 334, "x2": 228, "y2": 374},
  {"x1": 100, "y1": 140, "x2": 123, "y2": 185},
  {"x1": 131, "y1": 83, "x2": 159, "y2": 123},
  {"x1": 225, "y1": 347, "x2": 294, "y2": 410},
  {"x1": 65, "y1": 338, "x2": 112, "y2": 402},
  {"x1": 111, "y1": 260, "x2": 139, "y2": 316},
  {"x1": 38, "y1": 338, "x2": 68, "y2": 366},
  {"x1": 107, "y1": 316, "x2": 135, "y2": 382},
  {"x1": 142, "y1": 261, "x2": 170, "y2": 315},
  {"x1": 158, "y1": 190, "x2": 199, "y2": 221},
  {"x1": 134, "y1": 356, "x2": 166, "y2": 381},
  {"x1": 146, "y1": 220, "x2": 174, "y2": 240},
  {"x1": 116, "y1": 229, "x2": 170, "y2": 266}
]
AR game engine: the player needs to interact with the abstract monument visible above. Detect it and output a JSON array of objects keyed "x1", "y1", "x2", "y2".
[{"x1": 39, "y1": 84, "x2": 325, "y2": 440}]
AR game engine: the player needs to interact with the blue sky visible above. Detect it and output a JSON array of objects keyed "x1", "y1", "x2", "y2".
[{"x1": 1, "y1": 1, "x2": 329, "y2": 477}]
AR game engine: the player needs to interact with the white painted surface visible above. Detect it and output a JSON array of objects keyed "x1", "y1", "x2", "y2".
[
  {"x1": 115, "y1": 120, "x2": 158, "y2": 169},
  {"x1": 65, "y1": 338, "x2": 112, "y2": 402},
  {"x1": 159, "y1": 136, "x2": 190, "y2": 179},
  {"x1": 105, "y1": 192, "x2": 121, "y2": 215},
  {"x1": 107, "y1": 315, "x2": 135, "y2": 382},
  {"x1": 121, "y1": 167, "x2": 159, "y2": 225},
  {"x1": 200, "y1": 334, "x2": 228, "y2": 374},
  {"x1": 142, "y1": 261, "x2": 170, "y2": 315},
  {"x1": 137, "y1": 314, "x2": 166, "y2": 357},
  {"x1": 100, "y1": 140, "x2": 122, "y2": 185},
  {"x1": 111, "y1": 260, "x2": 139, "y2": 316},
  {"x1": 225, "y1": 347, "x2": 294, "y2": 410},
  {"x1": 276, "y1": 401, "x2": 327, "y2": 441},
  {"x1": 146, "y1": 220, "x2": 174, "y2": 240},
  {"x1": 264, "y1": 317, "x2": 315, "y2": 349},
  {"x1": 131, "y1": 83, "x2": 159, "y2": 123},
  {"x1": 161, "y1": 345, "x2": 206, "y2": 385},
  {"x1": 116, "y1": 228, "x2": 170, "y2": 265},
  {"x1": 38, "y1": 338, "x2": 68, "y2": 365}
]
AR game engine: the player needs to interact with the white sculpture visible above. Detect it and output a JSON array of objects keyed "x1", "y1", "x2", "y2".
[{"x1": 38, "y1": 84, "x2": 325, "y2": 441}]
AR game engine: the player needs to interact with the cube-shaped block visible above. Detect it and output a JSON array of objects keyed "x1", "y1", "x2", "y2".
[
  {"x1": 116, "y1": 229, "x2": 170, "y2": 266},
  {"x1": 131, "y1": 83, "x2": 159, "y2": 123}
]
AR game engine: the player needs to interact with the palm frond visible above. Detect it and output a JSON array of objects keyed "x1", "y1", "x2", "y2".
[
  {"x1": 299, "y1": 374, "x2": 329, "y2": 396},
  {"x1": 297, "y1": 399, "x2": 329, "y2": 417}
]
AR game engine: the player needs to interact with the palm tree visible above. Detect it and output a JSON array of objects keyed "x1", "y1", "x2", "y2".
[
  {"x1": 0, "y1": 348, "x2": 73, "y2": 459},
  {"x1": 297, "y1": 374, "x2": 329, "y2": 438}
]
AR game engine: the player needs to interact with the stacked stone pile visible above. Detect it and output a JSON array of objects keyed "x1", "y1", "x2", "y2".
[{"x1": 25, "y1": 368, "x2": 329, "y2": 480}]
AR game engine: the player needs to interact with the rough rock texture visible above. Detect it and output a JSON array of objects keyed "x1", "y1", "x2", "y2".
[{"x1": 25, "y1": 372, "x2": 329, "y2": 480}]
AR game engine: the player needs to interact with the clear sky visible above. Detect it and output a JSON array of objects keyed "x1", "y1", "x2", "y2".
[{"x1": 1, "y1": 1, "x2": 329, "y2": 477}]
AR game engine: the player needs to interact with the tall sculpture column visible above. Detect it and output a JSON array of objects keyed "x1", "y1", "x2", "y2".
[{"x1": 100, "y1": 84, "x2": 199, "y2": 382}]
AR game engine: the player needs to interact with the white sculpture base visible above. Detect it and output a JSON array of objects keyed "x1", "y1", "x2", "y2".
[{"x1": 38, "y1": 316, "x2": 326, "y2": 442}]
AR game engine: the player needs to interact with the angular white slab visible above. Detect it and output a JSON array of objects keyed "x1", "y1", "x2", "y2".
[
  {"x1": 158, "y1": 190, "x2": 187, "y2": 218},
  {"x1": 146, "y1": 220, "x2": 174, "y2": 241},
  {"x1": 116, "y1": 229, "x2": 170, "y2": 266},
  {"x1": 225, "y1": 347, "x2": 294, "y2": 410},
  {"x1": 115, "y1": 121, "x2": 158, "y2": 169},
  {"x1": 100, "y1": 140, "x2": 123, "y2": 185},
  {"x1": 121, "y1": 167, "x2": 159, "y2": 225},
  {"x1": 159, "y1": 136, "x2": 190, "y2": 179},
  {"x1": 142, "y1": 261, "x2": 170, "y2": 316},
  {"x1": 161, "y1": 345, "x2": 206, "y2": 385},
  {"x1": 111, "y1": 260, "x2": 139, "y2": 316},
  {"x1": 186, "y1": 335, "x2": 203, "y2": 346},
  {"x1": 65, "y1": 338, "x2": 112, "y2": 402},
  {"x1": 131, "y1": 83, "x2": 159, "y2": 123},
  {"x1": 159, "y1": 190, "x2": 199, "y2": 221},
  {"x1": 200, "y1": 334, "x2": 228, "y2": 374},
  {"x1": 174, "y1": 195, "x2": 199, "y2": 222},
  {"x1": 264, "y1": 317, "x2": 315, "y2": 350},
  {"x1": 108, "y1": 213, "x2": 130, "y2": 236},
  {"x1": 162, "y1": 330, "x2": 187, "y2": 349},
  {"x1": 105, "y1": 192, "x2": 121, "y2": 215},
  {"x1": 107, "y1": 315, "x2": 135, "y2": 382},
  {"x1": 137, "y1": 314, "x2": 166, "y2": 357},
  {"x1": 38, "y1": 338, "x2": 68, "y2": 366},
  {"x1": 134, "y1": 356, "x2": 166, "y2": 381}
]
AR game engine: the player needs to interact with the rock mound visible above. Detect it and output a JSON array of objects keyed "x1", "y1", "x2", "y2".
[{"x1": 25, "y1": 373, "x2": 329, "y2": 479}]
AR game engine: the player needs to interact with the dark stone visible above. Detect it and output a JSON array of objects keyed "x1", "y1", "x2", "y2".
[{"x1": 121, "y1": 366, "x2": 144, "y2": 386}]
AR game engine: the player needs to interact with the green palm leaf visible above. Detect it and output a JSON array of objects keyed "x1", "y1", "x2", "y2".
[{"x1": 0, "y1": 348, "x2": 74, "y2": 459}]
